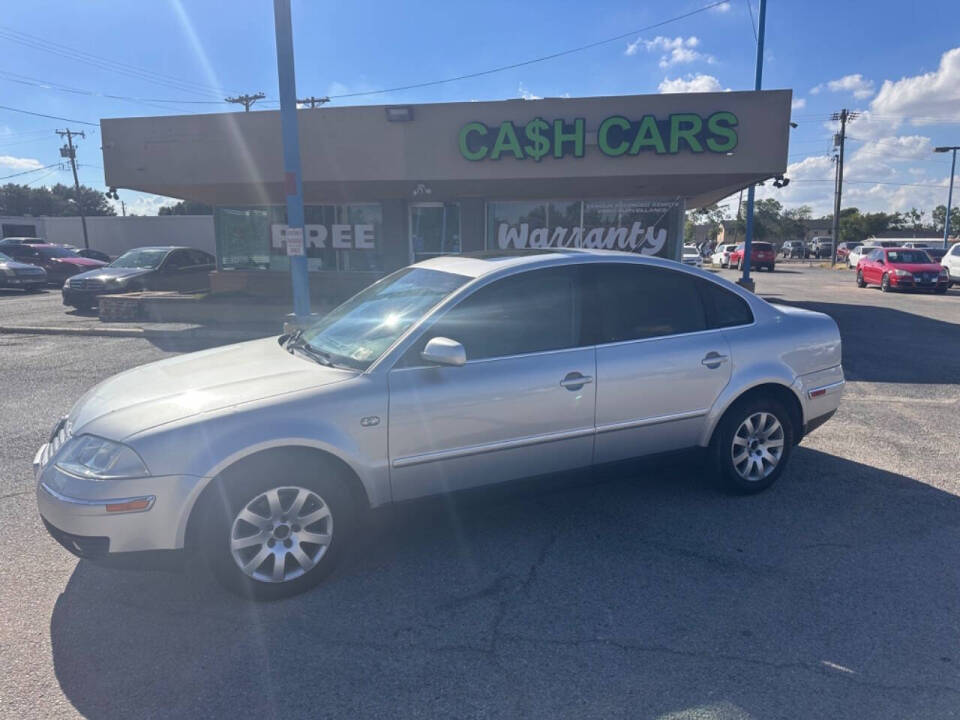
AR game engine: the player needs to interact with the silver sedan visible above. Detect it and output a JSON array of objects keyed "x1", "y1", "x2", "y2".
[{"x1": 35, "y1": 250, "x2": 844, "y2": 599}]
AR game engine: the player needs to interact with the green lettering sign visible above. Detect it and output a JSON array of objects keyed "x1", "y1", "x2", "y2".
[
  {"x1": 459, "y1": 122, "x2": 489, "y2": 161},
  {"x1": 629, "y1": 115, "x2": 667, "y2": 155},
  {"x1": 490, "y1": 121, "x2": 524, "y2": 160},
  {"x1": 457, "y1": 112, "x2": 739, "y2": 160},
  {"x1": 598, "y1": 116, "x2": 631, "y2": 156}
]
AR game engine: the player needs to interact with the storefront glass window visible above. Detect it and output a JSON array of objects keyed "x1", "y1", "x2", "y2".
[
  {"x1": 410, "y1": 203, "x2": 461, "y2": 262},
  {"x1": 486, "y1": 199, "x2": 680, "y2": 258},
  {"x1": 216, "y1": 204, "x2": 383, "y2": 272}
]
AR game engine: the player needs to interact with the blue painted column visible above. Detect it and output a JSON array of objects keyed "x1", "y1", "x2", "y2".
[
  {"x1": 273, "y1": 0, "x2": 311, "y2": 319},
  {"x1": 740, "y1": 0, "x2": 767, "y2": 287}
]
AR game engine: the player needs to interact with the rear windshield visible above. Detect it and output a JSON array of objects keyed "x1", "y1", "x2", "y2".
[
  {"x1": 886, "y1": 250, "x2": 932, "y2": 264},
  {"x1": 753, "y1": 243, "x2": 773, "y2": 251}
]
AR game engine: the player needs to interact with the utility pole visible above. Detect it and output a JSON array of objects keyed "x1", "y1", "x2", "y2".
[
  {"x1": 273, "y1": 0, "x2": 311, "y2": 320},
  {"x1": 934, "y1": 145, "x2": 958, "y2": 249},
  {"x1": 56, "y1": 129, "x2": 89, "y2": 250},
  {"x1": 297, "y1": 96, "x2": 329, "y2": 108},
  {"x1": 225, "y1": 92, "x2": 266, "y2": 112},
  {"x1": 830, "y1": 109, "x2": 858, "y2": 266},
  {"x1": 739, "y1": 0, "x2": 766, "y2": 291},
  {"x1": 121, "y1": 200, "x2": 127, "y2": 217}
]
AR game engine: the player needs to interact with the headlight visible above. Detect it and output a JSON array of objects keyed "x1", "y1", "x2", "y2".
[
  {"x1": 940, "y1": 267, "x2": 948, "y2": 277},
  {"x1": 54, "y1": 435, "x2": 150, "y2": 480},
  {"x1": 893, "y1": 269, "x2": 913, "y2": 278}
]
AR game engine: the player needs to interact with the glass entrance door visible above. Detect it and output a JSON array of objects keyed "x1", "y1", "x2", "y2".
[{"x1": 409, "y1": 203, "x2": 461, "y2": 263}]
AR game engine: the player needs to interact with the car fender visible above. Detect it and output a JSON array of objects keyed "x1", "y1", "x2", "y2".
[{"x1": 698, "y1": 361, "x2": 803, "y2": 447}]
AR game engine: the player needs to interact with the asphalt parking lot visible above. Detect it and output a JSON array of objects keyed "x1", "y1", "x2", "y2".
[{"x1": 1, "y1": 265, "x2": 959, "y2": 719}]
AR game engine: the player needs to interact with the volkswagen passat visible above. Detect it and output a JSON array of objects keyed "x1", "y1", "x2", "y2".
[{"x1": 35, "y1": 250, "x2": 844, "y2": 599}]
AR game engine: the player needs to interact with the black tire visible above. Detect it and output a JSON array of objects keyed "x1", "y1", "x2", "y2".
[
  {"x1": 768, "y1": 264, "x2": 775, "y2": 272},
  {"x1": 199, "y1": 454, "x2": 356, "y2": 600},
  {"x1": 737, "y1": 258, "x2": 743, "y2": 271},
  {"x1": 713, "y1": 395, "x2": 795, "y2": 494},
  {"x1": 934, "y1": 286, "x2": 947, "y2": 295},
  {"x1": 881, "y1": 273, "x2": 891, "y2": 292},
  {"x1": 856, "y1": 270, "x2": 867, "y2": 288}
]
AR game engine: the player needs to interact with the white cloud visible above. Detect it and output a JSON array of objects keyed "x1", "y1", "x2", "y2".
[
  {"x1": 791, "y1": 98, "x2": 806, "y2": 110},
  {"x1": 658, "y1": 73, "x2": 727, "y2": 93},
  {"x1": 810, "y1": 84, "x2": 822, "y2": 95},
  {"x1": 626, "y1": 36, "x2": 714, "y2": 67},
  {"x1": 517, "y1": 82, "x2": 542, "y2": 100},
  {"x1": 709, "y1": 1, "x2": 732, "y2": 11},
  {"x1": 871, "y1": 46, "x2": 960, "y2": 124},
  {"x1": 108, "y1": 192, "x2": 178, "y2": 216},
  {"x1": 850, "y1": 135, "x2": 932, "y2": 164},
  {"x1": 0, "y1": 155, "x2": 43, "y2": 171},
  {"x1": 827, "y1": 73, "x2": 875, "y2": 99}
]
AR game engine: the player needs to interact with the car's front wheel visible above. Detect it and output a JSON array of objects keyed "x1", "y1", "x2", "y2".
[
  {"x1": 200, "y1": 461, "x2": 355, "y2": 600},
  {"x1": 881, "y1": 273, "x2": 891, "y2": 292},
  {"x1": 714, "y1": 396, "x2": 794, "y2": 493},
  {"x1": 856, "y1": 270, "x2": 867, "y2": 288}
]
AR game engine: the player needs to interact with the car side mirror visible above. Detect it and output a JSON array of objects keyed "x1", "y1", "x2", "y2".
[
  {"x1": 421, "y1": 337, "x2": 466, "y2": 367},
  {"x1": 877, "y1": 259, "x2": 884, "y2": 265}
]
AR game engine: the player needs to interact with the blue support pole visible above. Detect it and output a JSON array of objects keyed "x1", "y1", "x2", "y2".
[
  {"x1": 273, "y1": 0, "x2": 311, "y2": 319},
  {"x1": 944, "y1": 148, "x2": 956, "y2": 250},
  {"x1": 740, "y1": 0, "x2": 767, "y2": 287}
]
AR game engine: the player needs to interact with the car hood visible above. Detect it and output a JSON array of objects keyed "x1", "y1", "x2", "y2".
[
  {"x1": 0, "y1": 258, "x2": 44, "y2": 271},
  {"x1": 68, "y1": 337, "x2": 357, "y2": 440},
  {"x1": 50, "y1": 257, "x2": 105, "y2": 268},
  {"x1": 70, "y1": 266, "x2": 152, "y2": 282}
]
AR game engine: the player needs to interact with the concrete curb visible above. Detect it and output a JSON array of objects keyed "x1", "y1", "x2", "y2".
[{"x1": 0, "y1": 325, "x2": 274, "y2": 341}]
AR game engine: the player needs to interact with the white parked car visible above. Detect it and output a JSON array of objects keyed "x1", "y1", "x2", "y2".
[
  {"x1": 712, "y1": 244, "x2": 738, "y2": 268},
  {"x1": 942, "y1": 242, "x2": 960, "y2": 286},
  {"x1": 847, "y1": 244, "x2": 873, "y2": 268},
  {"x1": 34, "y1": 250, "x2": 844, "y2": 599},
  {"x1": 682, "y1": 245, "x2": 704, "y2": 268}
]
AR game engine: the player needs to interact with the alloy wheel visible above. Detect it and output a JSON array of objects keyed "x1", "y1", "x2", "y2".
[
  {"x1": 731, "y1": 412, "x2": 785, "y2": 482},
  {"x1": 229, "y1": 486, "x2": 333, "y2": 583}
]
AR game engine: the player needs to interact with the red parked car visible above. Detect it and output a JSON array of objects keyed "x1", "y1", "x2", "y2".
[
  {"x1": 1, "y1": 242, "x2": 106, "y2": 285},
  {"x1": 856, "y1": 247, "x2": 949, "y2": 294},
  {"x1": 728, "y1": 241, "x2": 776, "y2": 272}
]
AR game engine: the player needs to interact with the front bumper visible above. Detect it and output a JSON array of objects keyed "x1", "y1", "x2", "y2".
[
  {"x1": 889, "y1": 275, "x2": 949, "y2": 290},
  {"x1": 34, "y1": 442, "x2": 204, "y2": 554},
  {"x1": 1, "y1": 275, "x2": 46, "y2": 289},
  {"x1": 62, "y1": 287, "x2": 111, "y2": 305}
]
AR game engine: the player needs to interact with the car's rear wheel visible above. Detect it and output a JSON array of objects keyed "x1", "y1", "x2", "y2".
[
  {"x1": 881, "y1": 273, "x2": 891, "y2": 292},
  {"x1": 713, "y1": 396, "x2": 794, "y2": 493},
  {"x1": 737, "y1": 258, "x2": 743, "y2": 271},
  {"x1": 200, "y1": 461, "x2": 355, "y2": 600},
  {"x1": 856, "y1": 270, "x2": 867, "y2": 288}
]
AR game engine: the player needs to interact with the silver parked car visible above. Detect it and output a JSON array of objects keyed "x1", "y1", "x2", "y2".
[{"x1": 34, "y1": 250, "x2": 844, "y2": 599}]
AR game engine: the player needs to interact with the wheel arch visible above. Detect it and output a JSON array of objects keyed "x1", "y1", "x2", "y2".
[
  {"x1": 703, "y1": 381, "x2": 804, "y2": 450},
  {"x1": 182, "y1": 445, "x2": 372, "y2": 552}
]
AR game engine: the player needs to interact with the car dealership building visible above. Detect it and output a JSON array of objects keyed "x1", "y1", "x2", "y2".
[{"x1": 100, "y1": 90, "x2": 791, "y2": 301}]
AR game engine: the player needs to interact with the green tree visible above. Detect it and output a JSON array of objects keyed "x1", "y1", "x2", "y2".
[
  {"x1": 0, "y1": 183, "x2": 115, "y2": 217},
  {"x1": 158, "y1": 200, "x2": 213, "y2": 215},
  {"x1": 932, "y1": 205, "x2": 960, "y2": 235}
]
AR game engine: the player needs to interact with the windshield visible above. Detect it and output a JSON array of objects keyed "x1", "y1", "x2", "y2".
[
  {"x1": 110, "y1": 248, "x2": 168, "y2": 269},
  {"x1": 0, "y1": 252, "x2": 11, "y2": 263},
  {"x1": 887, "y1": 250, "x2": 933, "y2": 264},
  {"x1": 300, "y1": 267, "x2": 469, "y2": 371}
]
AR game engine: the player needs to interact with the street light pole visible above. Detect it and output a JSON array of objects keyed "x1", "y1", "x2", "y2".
[
  {"x1": 739, "y1": 0, "x2": 766, "y2": 290},
  {"x1": 935, "y1": 146, "x2": 959, "y2": 249},
  {"x1": 272, "y1": 0, "x2": 311, "y2": 321}
]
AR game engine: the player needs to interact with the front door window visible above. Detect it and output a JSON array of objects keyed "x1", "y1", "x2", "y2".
[{"x1": 409, "y1": 203, "x2": 461, "y2": 263}]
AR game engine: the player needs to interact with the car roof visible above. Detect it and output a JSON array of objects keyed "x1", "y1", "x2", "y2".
[
  {"x1": 119, "y1": 246, "x2": 194, "y2": 252},
  {"x1": 414, "y1": 248, "x2": 701, "y2": 279}
]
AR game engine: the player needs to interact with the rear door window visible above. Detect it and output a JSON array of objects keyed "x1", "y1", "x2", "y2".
[
  {"x1": 696, "y1": 279, "x2": 754, "y2": 328},
  {"x1": 583, "y1": 263, "x2": 707, "y2": 344}
]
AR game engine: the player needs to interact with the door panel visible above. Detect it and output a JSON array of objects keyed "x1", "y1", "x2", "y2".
[
  {"x1": 388, "y1": 347, "x2": 596, "y2": 501},
  {"x1": 594, "y1": 333, "x2": 732, "y2": 463}
]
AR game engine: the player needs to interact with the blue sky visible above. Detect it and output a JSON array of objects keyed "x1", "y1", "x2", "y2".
[{"x1": 1, "y1": 0, "x2": 958, "y2": 219}]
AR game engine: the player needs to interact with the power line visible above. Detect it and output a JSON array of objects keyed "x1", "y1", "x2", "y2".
[
  {"x1": 0, "y1": 104, "x2": 98, "y2": 127},
  {"x1": 0, "y1": 25, "x2": 226, "y2": 99},
  {"x1": 791, "y1": 178, "x2": 946, "y2": 189},
  {"x1": 326, "y1": 0, "x2": 732, "y2": 100},
  {"x1": 0, "y1": 162, "x2": 62, "y2": 181},
  {"x1": 0, "y1": 70, "x2": 230, "y2": 111},
  {"x1": 744, "y1": 0, "x2": 759, "y2": 43},
  {"x1": 225, "y1": 93, "x2": 266, "y2": 112}
]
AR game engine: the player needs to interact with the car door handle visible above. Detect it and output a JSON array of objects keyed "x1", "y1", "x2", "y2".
[
  {"x1": 701, "y1": 351, "x2": 729, "y2": 369},
  {"x1": 560, "y1": 372, "x2": 593, "y2": 390}
]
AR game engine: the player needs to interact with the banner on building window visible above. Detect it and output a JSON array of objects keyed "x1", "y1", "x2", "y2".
[{"x1": 486, "y1": 199, "x2": 681, "y2": 259}]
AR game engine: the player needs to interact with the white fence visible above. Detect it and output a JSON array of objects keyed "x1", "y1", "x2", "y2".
[{"x1": 0, "y1": 215, "x2": 215, "y2": 258}]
